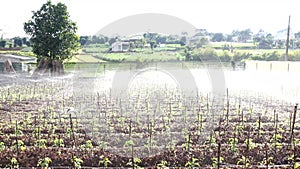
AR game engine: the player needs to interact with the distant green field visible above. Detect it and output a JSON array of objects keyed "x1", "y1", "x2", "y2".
[
  {"x1": 82, "y1": 44, "x2": 110, "y2": 53},
  {"x1": 99, "y1": 51, "x2": 182, "y2": 62},
  {"x1": 0, "y1": 49, "x2": 35, "y2": 57},
  {"x1": 127, "y1": 51, "x2": 182, "y2": 62},
  {"x1": 235, "y1": 49, "x2": 285, "y2": 53},
  {"x1": 101, "y1": 53, "x2": 130, "y2": 61},
  {"x1": 68, "y1": 54, "x2": 105, "y2": 63},
  {"x1": 74, "y1": 43, "x2": 184, "y2": 63},
  {"x1": 209, "y1": 42, "x2": 256, "y2": 48},
  {"x1": 2, "y1": 42, "x2": 299, "y2": 64},
  {"x1": 215, "y1": 48, "x2": 286, "y2": 54},
  {"x1": 68, "y1": 43, "x2": 293, "y2": 63}
]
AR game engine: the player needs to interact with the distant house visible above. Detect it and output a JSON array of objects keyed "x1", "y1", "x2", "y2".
[
  {"x1": 0, "y1": 54, "x2": 36, "y2": 73},
  {"x1": 144, "y1": 43, "x2": 151, "y2": 48},
  {"x1": 158, "y1": 43, "x2": 165, "y2": 48},
  {"x1": 111, "y1": 41, "x2": 130, "y2": 52}
]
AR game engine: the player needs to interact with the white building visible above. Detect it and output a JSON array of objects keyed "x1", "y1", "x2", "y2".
[
  {"x1": 0, "y1": 54, "x2": 36, "y2": 73},
  {"x1": 111, "y1": 41, "x2": 130, "y2": 52}
]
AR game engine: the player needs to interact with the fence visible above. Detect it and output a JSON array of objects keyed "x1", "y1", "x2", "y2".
[{"x1": 245, "y1": 60, "x2": 300, "y2": 73}]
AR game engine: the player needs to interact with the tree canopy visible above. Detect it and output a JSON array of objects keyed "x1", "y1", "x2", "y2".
[{"x1": 24, "y1": 1, "x2": 80, "y2": 63}]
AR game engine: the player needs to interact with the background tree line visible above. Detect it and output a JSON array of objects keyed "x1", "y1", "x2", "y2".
[
  {"x1": 3, "y1": 28, "x2": 300, "y2": 51},
  {"x1": 210, "y1": 28, "x2": 300, "y2": 49},
  {"x1": 0, "y1": 37, "x2": 30, "y2": 48},
  {"x1": 79, "y1": 33, "x2": 188, "y2": 47}
]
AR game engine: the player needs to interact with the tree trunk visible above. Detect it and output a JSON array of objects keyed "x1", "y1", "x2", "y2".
[{"x1": 33, "y1": 58, "x2": 64, "y2": 76}]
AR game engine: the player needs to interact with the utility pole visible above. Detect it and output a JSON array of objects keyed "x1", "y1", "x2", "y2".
[{"x1": 285, "y1": 15, "x2": 291, "y2": 61}]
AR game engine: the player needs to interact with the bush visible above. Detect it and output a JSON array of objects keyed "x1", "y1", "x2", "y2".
[
  {"x1": 265, "y1": 51, "x2": 280, "y2": 61},
  {"x1": 218, "y1": 50, "x2": 233, "y2": 62},
  {"x1": 233, "y1": 51, "x2": 251, "y2": 61}
]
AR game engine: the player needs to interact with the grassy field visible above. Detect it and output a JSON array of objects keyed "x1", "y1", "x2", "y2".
[
  {"x1": 0, "y1": 47, "x2": 35, "y2": 57},
  {"x1": 82, "y1": 44, "x2": 110, "y2": 53},
  {"x1": 68, "y1": 54, "x2": 105, "y2": 63},
  {"x1": 68, "y1": 43, "x2": 184, "y2": 63},
  {"x1": 2, "y1": 42, "x2": 300, "y2": 64},
  {"x1": 103, "y1": 51, "x2": 182, "y2": 62},
  {"x1": 208, "y1": 42, "x2": 256, "y2": 48},
  {"x1": 73, "y1": 42, "x2": 295, "y2": 64}
]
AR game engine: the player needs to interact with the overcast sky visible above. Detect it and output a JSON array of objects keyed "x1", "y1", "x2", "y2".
[{"x1": 0, "y1": 0, "x2": 299, "y2": 38}]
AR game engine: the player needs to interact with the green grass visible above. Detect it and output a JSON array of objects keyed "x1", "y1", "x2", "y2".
[
  {"x1": 100, "y1": 51, "x2": 182, "y2": 62},
  {"x1": 101, "y1": 53, "x2": 131, "y2": 60},
  {"x1": 153, "y1": 47, "x2": 182, "y2": 52},
  {"x1": 209, "y1": 42, "x2": 256, "y2": 48},
  {"x1": 165, "y1": 44, "x2": 182, "y2": 48},
  {"x1": 3, "y1": 42, "x2": 299, "y2": 64},
  {"x1": 234, "y1": 49, "x2": 285, "y2": 53},
  {"x1": 84, "y1": 43, "x2": 110, "y2": 48},
  {"x1": 82, "y1": 46, "x2": 110, "y2": 53},
  {"x1": 0, "y1": 50, "x2": 36, "y2": 57},
  {"x1": 77, "y1": 43, "x2": 185, "y2": 62},
  {"x1": 68, "y1": 54, "x2": 105, "y2": 63}
]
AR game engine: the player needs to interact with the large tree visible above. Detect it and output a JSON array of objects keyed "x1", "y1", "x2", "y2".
[
  {"x1": 211, "y1": 33, "x2": 225, "y2": 42},
  {"x1": 24, "y1": 1, "x2": 80, "y2": 75}
]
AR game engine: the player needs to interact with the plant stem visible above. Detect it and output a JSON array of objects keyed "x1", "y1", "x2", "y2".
[
  {"x1": 69, "y1": 114, "x2": 76, "y2": 148},
  {"x1": 265, "y1": 143, "x2": 269, "y2": 168},
  {"x1": 15, "y1": 120, "x2": 18, "y2": 155},
  {"x1": 217, "y1": 142, "x2": 221, "y2": 169},
  {"x1": 226, "y1": 88, "x2": 229, "y2": 125},
  {"x1": 290, "y1": 103, "x2": 298, "y2": 143}
]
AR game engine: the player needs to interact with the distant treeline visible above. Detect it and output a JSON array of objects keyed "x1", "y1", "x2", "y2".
[
  {"x1": 4, "y1": 28, "x2": 300, "y2": 50},
  {"x1": 183, "y1": 47, "x2": 300, "y2": 62},
  {"x1": 0, "y1": 37, "x2": 30, "y2": 48},
  {"x1": 78, "y1": 28, "x2": 300, "y2": 50},
  {"x1": 79, "y1": 32, "x2": 188, "y2": 47}
]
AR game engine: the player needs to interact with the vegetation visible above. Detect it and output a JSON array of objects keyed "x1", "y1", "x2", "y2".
[
  {"x1": 1, "y1": 1, "x2": 300, "y2": 168},
  {"x1": 23, "y1": 1, "x2": 80, "y2": 74},
  {"x1": 0, "y1": 69, "x2": 299, "y2": 167},
  {"x1": 60, "y1": 28, "x2": 300, "y2": 64},
  {"x1": 3, "y1": 24, "x2": 300, "y2": 64}
]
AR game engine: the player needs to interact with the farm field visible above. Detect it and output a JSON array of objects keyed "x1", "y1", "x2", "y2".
[
  {"x1": 208, "y1": 42, "x2": 256, "y2": 49},
  {"x1": 66, "y1": 42, "x2": 300, "y2": 65},
  {"x1": 0, "y1": 62, "x2": 299, "y2": 168},
  {"x1": 67, "y1": 43, "x2": 184, "y2": 63},
  {"x1": 3, "y1": 42, "x2": 300, "y2": 64}
]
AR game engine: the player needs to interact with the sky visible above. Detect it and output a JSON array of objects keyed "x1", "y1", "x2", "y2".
[{"x1": 0, "y1": 0, "x2": 299, "y2": 38}]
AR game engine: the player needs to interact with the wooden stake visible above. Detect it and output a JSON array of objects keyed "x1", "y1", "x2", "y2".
[{"x1": 290, "y1": 103, "x2": 298, "y2": 143}]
